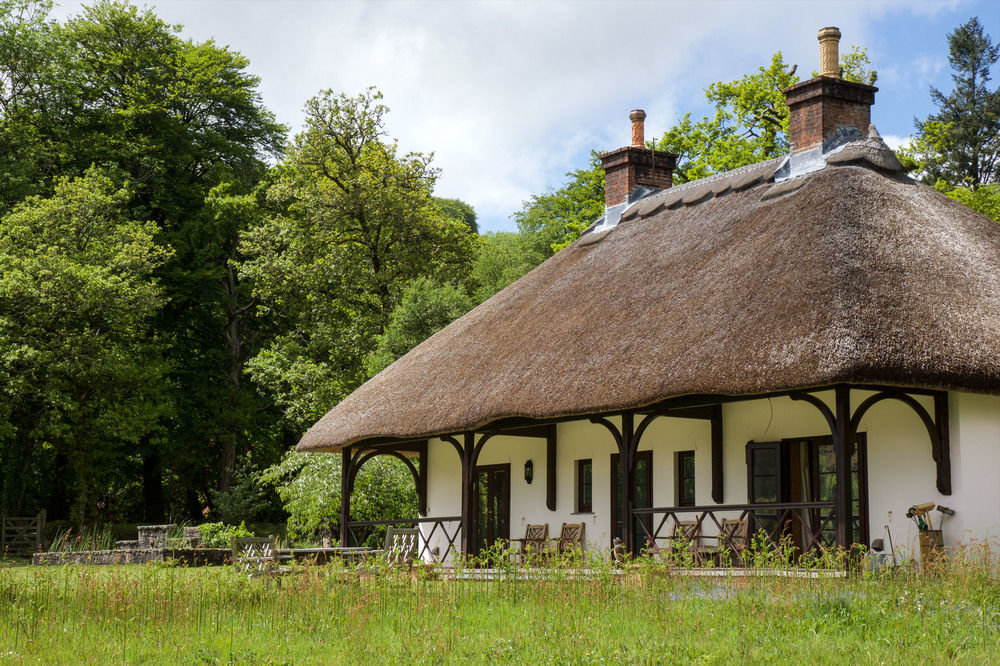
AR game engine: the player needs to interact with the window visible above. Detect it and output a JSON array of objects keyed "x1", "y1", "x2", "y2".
[
  {"x1": 576, "y1": 459, "x2": 593, "y2": 512},
  {"x1": 745, "y1": 435, "x2": 869, "y2": 547},
  {"x1": 676, "y1": 451, "x2": 695, "y2": 506}
]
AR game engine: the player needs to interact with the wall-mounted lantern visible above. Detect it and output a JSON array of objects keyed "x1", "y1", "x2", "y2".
[{"x1": 523, "y1": 459, "x2": 534, "y2": 484}]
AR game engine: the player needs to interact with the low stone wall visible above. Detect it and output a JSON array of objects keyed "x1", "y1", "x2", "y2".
[{"x1": 32, "y1": 548, "x2": 230, "y2": 566}]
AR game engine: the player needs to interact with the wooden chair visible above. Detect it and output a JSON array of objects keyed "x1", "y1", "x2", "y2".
[
  {"x1": 670, "y1": 520, "x2": 708, "y2": 564},
  {"x1": 554, "y1": 522, "x2": 585, "y2": 555},
  {"x1": 518, "y1": 523, "x2": 549, "y2": 563},
  {"x1": 719, "y1": 518, "x2": 748, "y2": 565}
]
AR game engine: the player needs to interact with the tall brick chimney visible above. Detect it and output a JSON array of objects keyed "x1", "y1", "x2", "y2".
[
  {"x1": 600, "y1": 110, "x2": 676, "y2": 208},
  {"x1": 783, "y1": 27, "x2": 878, "y2": 155}
]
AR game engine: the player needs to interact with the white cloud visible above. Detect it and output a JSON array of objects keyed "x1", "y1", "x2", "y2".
[{"x1": 49, "y1": 0, "x2": 984, "y2": 231}]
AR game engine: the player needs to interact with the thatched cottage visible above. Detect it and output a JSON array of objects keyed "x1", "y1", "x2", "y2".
[{"x1": 298, "y1": 28, "x2": 1000, "y2": 563}]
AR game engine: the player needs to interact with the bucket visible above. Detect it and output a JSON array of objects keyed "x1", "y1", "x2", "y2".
[{"x1": 918, "y1": 529, "x2": 943, "y2": 569}]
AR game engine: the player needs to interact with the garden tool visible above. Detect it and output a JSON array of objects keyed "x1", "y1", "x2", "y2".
[{"x1": 906, "y1": 501, "x2": 936, "y2": 531}]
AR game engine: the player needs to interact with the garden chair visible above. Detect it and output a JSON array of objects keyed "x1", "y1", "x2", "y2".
[
  {"x1": 554, "y1": 522, "x2": 585, "y2": 555},
  {"x1": 718, "y1": 518, "x2": 748, "y2": 566},
  {"x1": 231, "y1": 536, "x2": 284, "y2": 577},
  {"x1": 669, "y1": 520, "x2": 709, "y2": 564},
  {"x1": 373, "y1": 526, "x2": 420, "y2": 566},
  {"x1": 517, "y1": 524, "x2": 549, "y2": 563}
]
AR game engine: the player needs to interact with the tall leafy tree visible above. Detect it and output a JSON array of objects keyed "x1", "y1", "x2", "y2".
[
  {"x1": 0, "y1": 0, "x2": 287, "y2": 519},
  {"x1": 0, "y1": 169, "x2": 170, "y2": 522},
  {"x1": 912, "y1": 17, "x2": 1000, "y2": 189},
  {"x1": 240, "y1": 88, "x2": 475, "y2": 427},
  {"x1": 658, "y1": 52, "x2": 800, "y2": 184}
]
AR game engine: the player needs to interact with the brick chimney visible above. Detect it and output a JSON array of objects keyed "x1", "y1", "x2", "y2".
[
  {"x1": 783, "y1": 27, "x2": 878, "y2": 155},
  {"x1": 600, "y1": 110, "x2": 676, "y2": 208}
]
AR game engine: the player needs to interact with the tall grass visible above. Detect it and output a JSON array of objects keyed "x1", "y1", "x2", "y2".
[{"x1": 1, "y1": 546, "x2": 998, "y2": 664}]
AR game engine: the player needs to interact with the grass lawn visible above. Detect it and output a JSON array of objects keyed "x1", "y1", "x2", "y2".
[{"x1": 1, "y1": 555, "x2": 998, "y2": 664}]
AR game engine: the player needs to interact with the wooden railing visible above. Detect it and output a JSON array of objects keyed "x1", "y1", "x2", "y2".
[
  {"x1": 345, "y1": 516, "x2": 462, "y2": 562},
  {"x1": 2, "y1": 510, "x2": 46, "y2": 556},
  {"x1": 633, "y1": 502, "x2": 837, "y2": 564}
]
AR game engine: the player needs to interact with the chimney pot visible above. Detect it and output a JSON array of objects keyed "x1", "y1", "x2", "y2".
[
  {"x1": 782, "y1": 27, "x2": 877, "y2": 155},
  {"x1": 599, "y1": 110, "x2": 676, "y2": 208},
  {"x1": 818, "y1": 26, "x2": 841, "y2": 78},
  {"x1": 629, "y1": 109, "x2": 646, "y2": 148}
]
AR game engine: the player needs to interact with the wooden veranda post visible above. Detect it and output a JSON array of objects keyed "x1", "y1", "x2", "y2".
[
  {"x1": 833, "y1": 386, "x2": 853, "y2": 548},
  {"x1": 621, "y1": 412, "x2": 636, "y2": 555},
  {"x1": 460, "y1": 432, "x2": 476, "y2": 557},
  {"x1": 340, "y1": 447, "x2": 352, "y2": 547}
]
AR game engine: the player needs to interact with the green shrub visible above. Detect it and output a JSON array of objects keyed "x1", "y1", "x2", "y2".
[{"x1": 196, "y1": 521, "x2": 254, "y2": 548}]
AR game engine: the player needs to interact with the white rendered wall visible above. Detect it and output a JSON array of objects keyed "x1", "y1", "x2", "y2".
[
  {"x1": 419, "y1": 390, "x2": 1000, "y2": 559},
  {"x1": 948, "y1": 392, "x2": 1000, "y2": 550}
]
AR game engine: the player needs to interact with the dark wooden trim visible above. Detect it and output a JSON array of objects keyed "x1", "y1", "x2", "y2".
[
  {"x1": 416, "y1": 440, "x2": 428, "y2": 515},
  {"x1": 676, "y1": 450, "x2": 695, "y2": 507},
  {"x1": 590, "y1": 416, "x2": 623, "y2": 450},
  {"x1": 546, "y1": 424, "x2": 557, "y2": 511},
  {"x1": 460, "y1": 432, "x2": 475, "y2": 556},
  {"x1": 339, "y1": 447, "x2": 352, "y2": 547},
  {"x1": 934, "y1": 393, "x2": 951, "y2": 495},
  {"x1": 850, "y1": 389, "x2": 951, "y2": 496},
  {"x1": 576, "y1": 458, "x2": 593, "y2": 513},
  {"x1": 833, "y1": 386, "x2": 852, "y2": 548},
  {"x1": 348, "y1": 441, "x2": 429, "y2": 517},
  {"x1": 337, "y1": 382, "x2": 953, "y2": 450}
]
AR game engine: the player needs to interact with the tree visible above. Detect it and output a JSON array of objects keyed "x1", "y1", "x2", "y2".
[
  {"x1": 659, "y1": 52, "x2": 800, "y2": 184},
  {"x1": 513, "y1": 154, "x2": 604, "y2": 255},
  {"x1": 511, "y1": 50, "x2": 876, "y2": 258},
  {"x1": 659, "y1": 48, "x2": 877, "y2": 185},
  {"x1": 260, "y1": 450, "x2": 417, "y2": 542},
  {"x1": 434, "y1": 197, "x2": 478, "y2": 235},
  {"x1": 0, "y1": 169, "x2": 170, "y2": 522},
  {"x1": 366, "y1": 277, "x2": 474, "y2": 376},
  {"x1": 912, "y1": 17, "x2": 1000, "y2": 189},
  {"x1": 470, "y1": 232, "x2": 546, "y2": 303},
  {"x1": 240, "y1": 88, "x2": 476, "y2": 428},
  {"x1": 0, "y1": 1, "x2": 288, "y2": 518}
]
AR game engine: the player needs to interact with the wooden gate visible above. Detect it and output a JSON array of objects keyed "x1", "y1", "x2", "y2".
[{"x1": 1, "y1": 510, "x2": 46, "y2": 555}]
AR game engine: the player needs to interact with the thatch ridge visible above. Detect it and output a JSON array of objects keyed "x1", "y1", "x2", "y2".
[{"x1": 298, "y1": 160, "x2": 1000, "y2": 452}]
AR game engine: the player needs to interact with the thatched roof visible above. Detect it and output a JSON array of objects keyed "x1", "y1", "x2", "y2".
[{"x1": 298, "y1": 138, "x2": 1000, "y2": 452}]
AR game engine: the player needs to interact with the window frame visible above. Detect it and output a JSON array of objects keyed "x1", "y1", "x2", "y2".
[
  {"x1": 676, "y1": 450, "x2": 696, "y2": 507},
  {"x1": 575, "y1": 458, "x2": 593, "y2": 513}
]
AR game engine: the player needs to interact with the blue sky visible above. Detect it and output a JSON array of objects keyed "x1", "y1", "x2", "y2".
[{"x1": 52, "y1": 1, "x2": 1000, "y2": 232}]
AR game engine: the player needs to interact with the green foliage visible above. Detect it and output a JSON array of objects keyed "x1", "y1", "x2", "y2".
[
  {"x1": 0, "y1": 0, "x2": 287, "y2": 522},
  {"x1": 512, "y1": 153, "x2": 604, "y2": 255},
  {"x1": 259, "y1": 451, "x2": 417, "y2": 541},
  {"x1": 47, "y1": 524, "x2": 116, "y2": 552},
  {"x1": 258, "y1": 452, "x2": 340, "y2": 540},
  {"x1": 434, "y1": 196, "x2": 478, "y2": 235},
  {"x1": 240, "y1": 88, "x2": 476, "y2": 428},
  {"x1": 912, "y1": 17, "x2": 1000, "y2": 188},
  {"x1": 830, "y1": 45, "x2": 878, "y2": 85},
  {"x1": 939, "y1": 181, "x2": 1000, "y2": 222},
  {"x1": 0, "y1": 169, "x2": 170, "y2": 522},
  {"x1": 209, "y1": 453, "x2": 286, "y2": 525},
  {"x1": 658, "y1": 52, "x2": 799, "y2": 183},
  {"x1": 366, "y1": 277, "x2": 473, "y2": 376},
  {"x1": 195, "y1": 521, "x2": 254, "y2": 548},
  {"x1": 470, "y1": 231, "x2": 545, "y2": 303}
]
